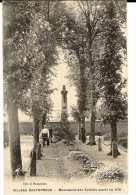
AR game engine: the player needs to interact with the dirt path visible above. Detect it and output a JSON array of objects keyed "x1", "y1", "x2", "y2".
[
  {"x1": 31, "y1": 140, "x2": 92, "y2": 183},
  {"x1": 4, "y1": 137, "x2": 89, "y2": 184},
  {"x1": 4, "y1": 135, "x2": 128, "y2": 190},
  {"x1": 36, "y1": 141, "x2": 70, "y2": 182}
]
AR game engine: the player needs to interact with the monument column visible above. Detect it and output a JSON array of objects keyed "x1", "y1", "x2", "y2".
[{"x1": 61, "y1": 85, "x2": 68, "y2": 121}]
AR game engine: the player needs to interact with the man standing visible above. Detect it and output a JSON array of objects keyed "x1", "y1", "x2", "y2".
[
  {"x1": 39, "y1": 125, "x2": 50, "y2": 147},
  {"x1": 80, "y1": 124, "x2": 86, "y2": 143}
]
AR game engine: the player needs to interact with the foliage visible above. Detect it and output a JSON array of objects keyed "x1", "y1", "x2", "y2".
[
  {"x1": 53, "y1": 120, "x2": 75, "y2": 142},
  {"x1": 3, "y1": 0, "x2": 127, "y2": 143},
  {"x1": 98, "y1": 1, "x2": 127, "y2": 124},
  {"x1": 70, "y1": 104, "x2": 90, "y2": 122},
  {"x1": 65, "y1": 1, "x2": 127, "y2": 129},
  {"x1": 60, "y1": 4, "x2": 92, "y2": 118},
  {"x1": 53, "y1": 125, "x2": 75, "y2": 142},
  {"x1": 3, "y1": 2, "x2": 50, "y2": 106},
  {"x1": 69, "y1": 105, "x2": 80, "y2": 122},
  {"x1": 20, "y1": 74, "x2": 55, "y2": 120},
  {"x1": 103, "y1": 131, "x2": 128, "y2": 148},
  {"x1": 24, "y1": 1, "x2": 72, "y2": 120},
  {"x1": 96, "y1": 168, "x2": 124, "y2": 183},
  {"x1": 63, "y1": 1, "x2": 113, "y2": 123},
  {"x1": 3, "y1": 2, "x2": 60, "y2": 120}
]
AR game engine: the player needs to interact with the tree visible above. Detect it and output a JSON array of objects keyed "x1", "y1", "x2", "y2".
[
  {"x1": 34, "y1": 1, "x2": 66, "y2": 128},
  {"x1": 75, "y1": 0, "x2": 108, "y2": 144},
  {"x1": 65, "y1": 49, "x2": 90, "y2": 126},
  {"x1": 98, "y1": 1, "x2": 127, "y2": 155},
  {"x1": 67, "y1": 0, "x2": 126, "y2": 145},
  {"x1": 60, "y1": 1, "x2": 106, "y2": 143},
  {"x1": 34, "y1": 1, "x2": 90, "y2": 129},
  {"x1": 66, "y1": 51, "x2": 91, "y2": 128},
  {"x1": 56, "y1": 5, "x2": 91, "y2": 129},
  {"x1": 18, "y1": 1, "x2": 60, "y2": 174},
  {"x1": 20, "y1": 72, "x2": 55, "y2": 175},
  {"x1": 3, "y1": 1, "x2": 51, "y2": 178}
]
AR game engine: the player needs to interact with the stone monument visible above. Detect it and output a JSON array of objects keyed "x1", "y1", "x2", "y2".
[
  {"x1": 60, "y1": 85, "x2": 70, "y2": 131},
  {"x1": 61, "y1": 85, "x2": 68, "y2": 121}
]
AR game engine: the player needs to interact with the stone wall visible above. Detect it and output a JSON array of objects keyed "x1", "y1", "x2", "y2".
[{"x1": 3, "y1": 120, "x2": 128, "y2": 141}]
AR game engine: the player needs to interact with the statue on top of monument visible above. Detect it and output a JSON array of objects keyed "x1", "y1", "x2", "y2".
[{"x1": 61, "y1": 85, "x2": 68, "y2": 108}]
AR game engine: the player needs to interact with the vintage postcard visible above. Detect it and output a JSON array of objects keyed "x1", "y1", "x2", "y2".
[{"x1": 3, "y1": 0, "x2": 128, "y2": 194}]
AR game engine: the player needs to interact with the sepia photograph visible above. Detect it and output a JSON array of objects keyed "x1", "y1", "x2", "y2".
[{"x1": 2, "y1": 0, "x2": 130, "y2": 194}]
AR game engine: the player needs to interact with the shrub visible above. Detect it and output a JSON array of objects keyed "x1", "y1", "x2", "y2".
[
  {"x1": 103, "y1": 131, "x2": 128, "y2": 148},
  {"x1": 96, "y1": 168, "x2": 124, "y2": 183},
  {"x1": 53, "y1": 125, "x2": 75, "y2": 142},
  {"x1": 95, "y1": 131, "x2": 104, "y2": 136},
  {"x1": 119, "y1": 138, "x2": 128, "y2": 148},
  {"x1": 103, "y1": 133, "x2": 110, "y2": 141}
]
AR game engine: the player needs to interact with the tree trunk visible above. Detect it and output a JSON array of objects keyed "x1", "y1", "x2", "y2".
[
  {"x1": 86, "y1": 15, "x2": 96, "y2": 146},
  {"x1": 39, "y1": 122, "x2": 42, "y2": 132},
  {"x1": 6, "y1": 81, "x2": 22, "y2": 180},
  {"x1": 42, "y1": 113, "x2": 47, "y2": 128},
  {"x1": 79, "y1": 59, "x2": 86, "y2": 131},
  {"x1": 90, "y1": 104, "x2": 96, "y2": 145},
  {"x1": 33, "y1": 116, "x2": 42, "y2": 160},
  {"x1": 81, "y1": 116, "x2": 85, "y2": 128},
  {"x1": 33, "y1": 116, "x2": 39, "y2": 147},
  {"x1": 30, "y1": 116, "x2": 39, "y2": 176},
  {"x1": 78, "y1": 118, "x2": 81, "y2": 140},
  {"x1": 89, "y1": 54, "x2": 96, "y2": 145},
  {"x1": 78, "y1": 118, "x2": 81, "y2": 130},
  {"x1": 107, "y1": 120, "x2": 121, "y2": 156}
]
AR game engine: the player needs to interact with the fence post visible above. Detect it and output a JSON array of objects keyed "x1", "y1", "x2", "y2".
[
  {"x1": 98, "y1": 137, "x2": 102, "y2": 151},
  {"x1": 39, "y1": 139, "x2": 43, "y2": 152},
  {"x1": 89, "y1": 135, "x2": 93, "y2": 146},
  {"x1": 30, "y1": 149, "x2": 36, "y2": 176},
  {"x1": 112, "y1": 141, "x2": 117, "y2": 158}
]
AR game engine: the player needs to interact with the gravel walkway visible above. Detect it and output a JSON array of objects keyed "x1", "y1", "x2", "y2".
[{"x1": 4, "y1": 135, "x2": 128, "y2": 193}]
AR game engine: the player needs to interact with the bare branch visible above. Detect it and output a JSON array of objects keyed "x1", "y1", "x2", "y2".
[{"x1": 77, "y1": 0, "x2": 87, "y2": 17}]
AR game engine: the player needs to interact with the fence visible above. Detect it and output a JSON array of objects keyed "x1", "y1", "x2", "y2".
[{"x1": 92, "y1": 137, "x2": 128, "y2": 158}]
